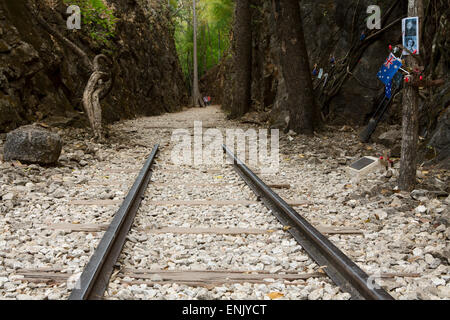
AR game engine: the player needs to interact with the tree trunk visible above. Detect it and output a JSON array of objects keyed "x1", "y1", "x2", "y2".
[
  {"x1": 399, "y1": 0, "x2": 423, "y2": 191},
  {"x1": 202, "y1": 24, "x2": 207, "y2": 76},
  {"x1": 218, "y1": 30, "x2": 221, "y2": 63},
  {"x1": 192, "y1": 0, "x2": 204, "y2": 107},
  {"x1": 207, "y1": 22, "x2": 211, "y2": 69},
  {"x1": 272, "y1": 0, "x2": 318, "y2": 134},
  {"x1": 186, "y1": 51, "x2": 192, "y2": 94},
  {"x1": 230, "y1": 0, "x2": 252, "y2": 118}
]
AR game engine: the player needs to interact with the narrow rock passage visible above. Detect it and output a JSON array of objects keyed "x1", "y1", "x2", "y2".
[{"x1": 105, "y1": 109, "x2": 343, "y2": 299}]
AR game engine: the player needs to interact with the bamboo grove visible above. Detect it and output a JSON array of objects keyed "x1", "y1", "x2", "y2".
[{"x1": 170, "y1": 0, "x2": 234, "y2": 92}]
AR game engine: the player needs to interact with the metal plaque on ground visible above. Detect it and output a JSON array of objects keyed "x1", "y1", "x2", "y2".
[{"x1": 347, "y1": 156, "x2": 381, "y2": 176}]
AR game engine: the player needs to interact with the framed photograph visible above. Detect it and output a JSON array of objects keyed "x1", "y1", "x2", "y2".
[{"x1": 402, "y1": 17, "x2": 419, "y2": 55}]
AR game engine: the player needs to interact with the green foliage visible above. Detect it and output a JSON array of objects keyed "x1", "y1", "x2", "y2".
[
  {"x1": 208, "y1": 0, "x2": 234, "y2": 30},
  {"x1": 173, "y1": 0, "x2": 234, "y2": 89},
  {"x1": 64, "y1": 0, "x2": 117, "y2": 47}
]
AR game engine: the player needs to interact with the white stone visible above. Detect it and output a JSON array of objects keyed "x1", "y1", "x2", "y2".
[
  {"x1": 308, "y1": 288, "x2": 324, "y2": 300},
  {"x1": 431, "y1": 278, "x2": 445, "y2": 286},
  {"x1": 415, "y1": 205, "x2": 427, "y2": 214},
  {"x1": 2, "y1": 193, "x2": 15, "y2": 201},
  {"x1": 48, "y1": 292, "x2": 62, "y2": 300},
  {"x1": 390, "y1": 198, "x2": 402, "y2": 208},
  {"x1": 376, "y1": 210, "x2": 388, "y2": 220},
  {"x1": 150, "y1": 274, "x2": 163, "y2": 282},
  {"x1": 0, "y1": 276, "x2": 8, "y2": 286},
  {"x1": 261, "y1": 255, "x2": 274, "y2": 265},
  {"x1": 347, "y1": 200, "x2": 358, "y2": 208},
  {"x1": 269, "y1": 266, "x2": 282, "y2": 274},
  {"x1": 117, "y1": 289, "x2": 133, "y2": 300},
  {"x1": 438, "y1": 286, "x2": 450, "y2": 298},
  {"x1": 424, "y1": 254, "x2": 434, "y2": 264}
]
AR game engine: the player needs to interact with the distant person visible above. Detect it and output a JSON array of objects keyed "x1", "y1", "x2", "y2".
[
  {"x1": 207, "y1": 96, "x2": 211, "y2": 106},
  {"x1": 312, "y1": 63, "x2": 318, "y2": 76},
  {"x1": 203, "y1": 96, "x2": 208, "y2": 107}
]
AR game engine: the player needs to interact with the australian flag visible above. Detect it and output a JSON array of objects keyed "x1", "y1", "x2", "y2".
[
  {"x1": 385, "y1": 79, "x2": 393, "y2": 99},
  {"x1": 377, "y1": 53, "x2": 402, "y2": 98}
]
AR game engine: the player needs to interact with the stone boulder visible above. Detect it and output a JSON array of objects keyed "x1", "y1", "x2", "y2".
[
  {"x1": 3, "y1": 125, "x2": 62, "y2": 165},
  {"x1": 377, "y1": 129, "x2": 402, "y2": 147}
]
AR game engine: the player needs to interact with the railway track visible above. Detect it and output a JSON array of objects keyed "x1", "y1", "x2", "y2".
[
  {"x1": 68, "y1": 145, "x2": 159, "y2": 300},
  {"x1": 68, "y1": 143, "x2": 394, "y2": 300}
]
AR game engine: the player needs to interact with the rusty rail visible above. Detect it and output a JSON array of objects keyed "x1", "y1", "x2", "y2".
[
  {"x1": 223, "y1": 144, "x2": 394, "y2": 300},
  {"x1": 69, "y1": 144, "x2": 159, "y2": 300}
]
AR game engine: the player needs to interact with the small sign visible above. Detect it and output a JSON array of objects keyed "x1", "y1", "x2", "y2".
[
  {"x1": 350, "y1": 157, "x2": 375, "y2": 170},
  {"x1": 318, "y1": 68, "x2": 324, "y2": 79},
  {"x1": 402, "y1": 17, "x2": 419, "y2": 55},
  {"x1": 323, "y1": 73, "x2": 329, "y2": 87},
  {"x1": 347, "y1": 156, "x2": 381, "y2": 176}
]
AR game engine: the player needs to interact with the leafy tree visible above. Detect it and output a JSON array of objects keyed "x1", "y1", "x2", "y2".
[
  {"x1": 172, "y1": 0, "x2": 234, "y2": 90},
  {"x1": 63, "y1": 0, "x2": 117, "y2": 47}
]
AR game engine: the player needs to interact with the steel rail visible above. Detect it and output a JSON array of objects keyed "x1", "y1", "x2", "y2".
[
  {"x1": 69, "y1": 144, "x2": 159, "y2": 300},
  {"x1": 223, "y1": 144, "x2": 394, "y2": 300}
]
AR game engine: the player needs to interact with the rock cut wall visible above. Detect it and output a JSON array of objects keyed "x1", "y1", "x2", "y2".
[
  {"x1": 205, "y1": 0, "x2": 449, "y2": 166},
  {"x1": 218, "y1": 0, "x2": 403, "y2": 127},
  {"x1": 0, "y1": 0, "x2": 188, "y2": 133}
]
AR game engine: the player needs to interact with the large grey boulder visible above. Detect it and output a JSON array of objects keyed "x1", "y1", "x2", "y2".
[
  {"x1": 378, "y1": 129, "x2": 402, "y2": 147},
  {"x1": 3, "y1": 125, "x2": 62, "y2": 165}
]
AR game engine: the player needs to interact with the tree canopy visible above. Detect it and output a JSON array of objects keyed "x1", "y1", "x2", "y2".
[{"x1": 171, "y1": 0, "x2": 234, "y2": 91}]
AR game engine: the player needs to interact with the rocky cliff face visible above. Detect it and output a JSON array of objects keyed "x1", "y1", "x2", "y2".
[
  {"x1": 0, "y1": 0, "x2": 188, "y2": 133},
  {"x1": 214, "y1": 0, "x2": 405, "y2": 126},
  {"x1": 204, "y1": 0, "x2": 449, "y2": 166}
]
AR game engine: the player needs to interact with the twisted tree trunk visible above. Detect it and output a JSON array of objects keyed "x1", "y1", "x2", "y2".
[{"x1": 82, "y1": 55, "x2": 113, "y2": 139}]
